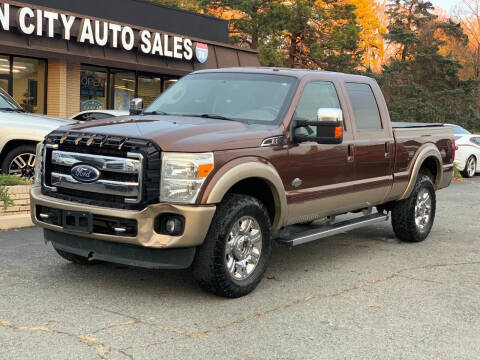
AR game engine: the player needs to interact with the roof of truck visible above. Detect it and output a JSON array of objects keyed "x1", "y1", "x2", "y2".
[{"x1": 192, "y1": 67, "x2": 375, "y2": 82}]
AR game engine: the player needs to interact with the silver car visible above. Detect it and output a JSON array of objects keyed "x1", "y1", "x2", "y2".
[{"x1": 0, "y1": 88, "x2": 73, "y2": 177}]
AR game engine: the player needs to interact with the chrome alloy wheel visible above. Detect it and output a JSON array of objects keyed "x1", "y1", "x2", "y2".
[
  {"x1": 225, "y1": 216, "x2": 262, "y2": 281},
  {"x1": 9, "y1": 153, "x2": 36, "y2": 178},
  {"x1": 415, "y1": 188, "x2": 432, "y2": 231},
  {"x1": 467, "y1": 157, "x2": 476, "y2": 177}
]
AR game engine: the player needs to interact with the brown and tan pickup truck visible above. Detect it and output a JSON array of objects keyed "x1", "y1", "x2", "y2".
[{"x1": 31, "y1": 68, "x2": 455, "y2": 297}]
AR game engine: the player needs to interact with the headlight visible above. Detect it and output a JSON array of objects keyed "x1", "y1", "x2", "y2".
[
  {"x1": 160, "y1": 152, "x2": 214, "y2": 203},
  {"x1": 34, "y1": 142, "x2": 44, "y2": 185}
]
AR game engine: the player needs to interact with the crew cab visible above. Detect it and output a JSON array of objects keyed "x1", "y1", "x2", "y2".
[{"x1": 31, "y1": 68, "x2": 454, "y2": 297}]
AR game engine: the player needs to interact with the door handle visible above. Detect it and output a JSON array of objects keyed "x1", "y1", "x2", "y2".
[
  {"x1": 347, "y1": 144, "x2": 354, "y2": 162},
  {"x1": 384, "y1": 142, "x2": 390, "y2": 158}
]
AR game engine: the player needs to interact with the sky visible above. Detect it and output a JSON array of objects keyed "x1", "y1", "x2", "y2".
[{"x1": 429, "y1": 0, "x2": 462, "y2": 14}]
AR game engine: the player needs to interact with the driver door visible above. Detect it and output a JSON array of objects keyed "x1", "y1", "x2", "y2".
[{"x1": 285, "y1": 80, "x2": 356, "y2": 225}]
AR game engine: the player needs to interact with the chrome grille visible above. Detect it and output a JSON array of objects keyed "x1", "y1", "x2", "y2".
[
  {"x1": 44, "y1": 145, "x2": 144, "y2": 204},
  {"x1": 42, "y1": 131, "x2": 162, "y2": 209}
]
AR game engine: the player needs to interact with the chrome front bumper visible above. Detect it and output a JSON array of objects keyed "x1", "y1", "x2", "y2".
[{"x1": 31, "y1": 186, "x2": 216, "y2": 248}]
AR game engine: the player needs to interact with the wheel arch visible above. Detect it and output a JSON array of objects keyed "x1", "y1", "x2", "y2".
[
  {"x1": 201, "y1": 158, "x2": 288, "y2": 230},
  {"x1": 0, "y1": 138, "x2": 39, "y2": 169},
  {"x1": 399, "y1": 144, "x2": 443, "y2": 200}
]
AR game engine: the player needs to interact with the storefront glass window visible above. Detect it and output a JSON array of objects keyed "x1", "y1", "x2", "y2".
[
  {"x1": 80, "y1": 66, "x2": 108, "y2": 111},
  {"x1": 80, "y1": 64, "x2": 180, "y2": 111},
  {"x1": 111, "y1": 71, "x2": 135, "y2": 111},
  {"x1": 12, "y1": 57, "x2": 46, "y2": 114},
  {"x1": 138, "y1": 75, "x2": 161, "y2": 108},
  {"x1": 0, "y1": 55, "x2": 10, "y2": 93}
]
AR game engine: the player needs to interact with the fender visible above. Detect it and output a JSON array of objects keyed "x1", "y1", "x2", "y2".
[
  {"x1": 399, "y1": 143, "x2": 442, "y2": 200},
  {"x1": 0, "y1": 134, "x2": 44, "y2": 154},
  {"x1": 201, "y1": 157, "x2": 288, "y2": 230}
]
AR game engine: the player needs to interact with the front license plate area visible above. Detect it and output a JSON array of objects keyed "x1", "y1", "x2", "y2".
[{"x1": 62, "y1": 210, "x2": 93, "y2": 233}]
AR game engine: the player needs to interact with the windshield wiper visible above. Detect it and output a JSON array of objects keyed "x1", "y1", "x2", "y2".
[
  {"x1": 188, "y1": 113, "x2": 233, "y2": 121},
  {"x1": 143, "y1": 110, "x2": 171, "y2": 115}
]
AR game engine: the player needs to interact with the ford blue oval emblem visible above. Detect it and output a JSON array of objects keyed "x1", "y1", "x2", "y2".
[{"x1": 71, "y1": 164, "x2": 100, "y2": 183}]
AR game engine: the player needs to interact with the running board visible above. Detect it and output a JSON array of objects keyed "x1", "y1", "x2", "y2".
[{"x1": 275, "y1": 213, "x2": 389, "y2": 247}]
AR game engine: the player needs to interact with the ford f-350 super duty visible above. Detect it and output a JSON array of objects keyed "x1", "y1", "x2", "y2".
[{"x1": 31, "y1": 68, "x2": 455, "y2": 297}]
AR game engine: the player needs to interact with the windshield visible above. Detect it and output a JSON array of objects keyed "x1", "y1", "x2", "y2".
[
  {"x1": 446, "y1": 124, "x2": 471, "y2": 135},
  {"x1": 0, "y1": 87, "x2": 22, "y2": 111},
  {"x1": 145, "y1": 73, "x2": 298, "y2": 124}
]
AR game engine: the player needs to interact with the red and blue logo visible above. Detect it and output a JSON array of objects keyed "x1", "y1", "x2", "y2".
[{"x1": 195, "y1": 43, "x2": 209, "y2": 64}]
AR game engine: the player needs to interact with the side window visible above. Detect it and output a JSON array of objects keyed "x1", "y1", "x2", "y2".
[
  {"x1": 73, "y1": 113, "x2": 89, "y2": 121},
  {"x1": 294, "y1": 81, "x2": 341, "y2": 122},
  {"x1": 90, "y1": 113, "x2": 112, "y2": 120},
  {"x1": 75, "y1": 112, "x2": 112, "y2": 121},
  {"x1": 345, "y1": 82, "x2": 382, "y2": 131},
  {"x1": 471, "y1": 137, "x2": 480, "y2": 146}
]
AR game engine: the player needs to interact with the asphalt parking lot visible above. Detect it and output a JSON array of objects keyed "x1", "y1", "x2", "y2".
[{"x1": 1, "y1": 177, "x2": 479, "y2": 360}]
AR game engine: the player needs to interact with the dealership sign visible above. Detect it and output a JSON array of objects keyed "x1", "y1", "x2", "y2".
[{"x1": 0, "y1": 3, "x2": 208, "y2": 63}]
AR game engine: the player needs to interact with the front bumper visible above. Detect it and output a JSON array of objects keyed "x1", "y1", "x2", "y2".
[
  {"x1": 44, "y1": 229, "x2": 196, "y2": 269},
  {"x1": 31, "y1": 186, "x2": 216, "y2": 248}
]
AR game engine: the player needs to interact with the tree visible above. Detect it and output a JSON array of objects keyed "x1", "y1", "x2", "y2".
[
  {"x1": 378, "y1": 0, "x2": 480, "y2": 131},
  {"x1": 347, "y1": 0, "x2": 387, "y2": 71},
  {"x1": 453, "y1": 0, "x2": 480, "y2": 79},
  {"x1": 149, "y1": 0, "x2": 202, "y2": 12},
  {"x1": 276, "y1": 0, "x2": 362, "y2": 71}
]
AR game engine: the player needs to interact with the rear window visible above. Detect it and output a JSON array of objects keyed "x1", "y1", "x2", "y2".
[{"x1": 345, "y1": 82, "x2": 382, "y2": 131}]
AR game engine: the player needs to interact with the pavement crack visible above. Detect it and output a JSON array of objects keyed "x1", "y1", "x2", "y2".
[
  {"x1": 0, "y1": 319, "x2": 126, "y2": 360},
  {"x1": 89, "y1": 305, "x2": 191, "y2": 340},
  {"x1": 190, "y1": 273, "x2": 399, "y2": 339}
]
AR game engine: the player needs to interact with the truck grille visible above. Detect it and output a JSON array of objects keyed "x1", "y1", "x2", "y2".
[{"x1": 42, "y1": 131, "x2": 161, "y2": 210}]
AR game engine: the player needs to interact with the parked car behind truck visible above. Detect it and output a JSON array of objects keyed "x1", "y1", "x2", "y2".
[
  {"x1": 31, "y1": 68, "x2": 455, "y2": 297},
  {"x1": 0, "y1": 88, "x2": 73, "y2": 178}
]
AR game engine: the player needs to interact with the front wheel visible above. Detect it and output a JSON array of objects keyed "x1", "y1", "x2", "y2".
[
  {"x1": 1, "y1": 145, "x2": 37, "y2": 178},
  {"x1": 461, "y1": 156, "x2": 477, "y2": 178},
  {"x1": 192, "y1": 194, "x2": 271, "y2": 298},
  {"x1": 391, "y1": 175, "x2": 436, "y2": 242}
]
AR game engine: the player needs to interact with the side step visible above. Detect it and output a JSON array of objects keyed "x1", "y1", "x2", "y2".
[{"x1": 275, "y1": 213, "x2": 389, "y2": 247}]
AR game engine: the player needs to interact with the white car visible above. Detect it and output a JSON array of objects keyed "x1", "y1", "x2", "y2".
[
  {"x1": 71, "y1": 110, "x2": 129, "y2": 121},
  {"x1": 454, "y1": 134, "x2": 480, "y2": 178},
  {"x1": 0, "y1": 88, "x2": 73, "y2": 177}
]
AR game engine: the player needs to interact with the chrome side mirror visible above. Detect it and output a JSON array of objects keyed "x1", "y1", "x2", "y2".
[
  {"x1": 317, "y1": 108, "x2": 343, "y2": 123},
  {"x1": 293, "y1": 108, "x2": 344, "y2": 145},
  {"x1": 130, "y1": 98, "x2": 144, "y2": 115}
]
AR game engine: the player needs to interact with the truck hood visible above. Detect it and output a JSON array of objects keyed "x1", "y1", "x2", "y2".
[{"x1": 60, "y1": 115, "x2": 282, "y2": 152}]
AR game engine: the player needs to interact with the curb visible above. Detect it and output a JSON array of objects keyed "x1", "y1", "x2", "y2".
[{"x1": 0, "y1": 214, "x2": 34, "y2": 231}]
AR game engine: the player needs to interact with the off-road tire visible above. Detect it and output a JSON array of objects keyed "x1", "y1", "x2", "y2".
[
  {"x1": 192, "y1": 194, "x2": 272, "y2": 298},
  {"x1": 1, "y1": 145, "x2": 36, "y2": 176},
  {"x1": 391, "y1": 175, "x2": 436, "y2": 242},
  {"x1": 53, "y1": 247, "x2": 100, "y2": 265},
  {"x1": 461, "y1": 156, "x2": 476, "y2": 178}
]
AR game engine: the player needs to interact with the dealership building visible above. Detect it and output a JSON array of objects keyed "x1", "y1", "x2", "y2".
[{"x1": 0, "y1": 0, "x2": 259, "y2": 118}]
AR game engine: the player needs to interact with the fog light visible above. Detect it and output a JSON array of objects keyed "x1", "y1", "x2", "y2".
[
  {"x1": 155, "y1": 214, "x2": 185, "y2": 236},
  {"x1": 166, "y1": 218, "x2": 180, "y2": 233}
]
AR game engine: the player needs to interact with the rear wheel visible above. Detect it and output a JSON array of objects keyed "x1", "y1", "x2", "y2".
[
  {"x1": 53, "y1": 247, "x2": 100, "y2": 265},
  {"x1": 1, "y1": 145, "x2": 37, "y2": 178},
  {"x1": 193, "y1": 194, "x2": 271, "y2": 298},
  {"x1": 391, "y1": 175, "x2": 436, "y2": 242},
  {"x1": 461, "y1": 156, "x2": 476, "y2": 178}
]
